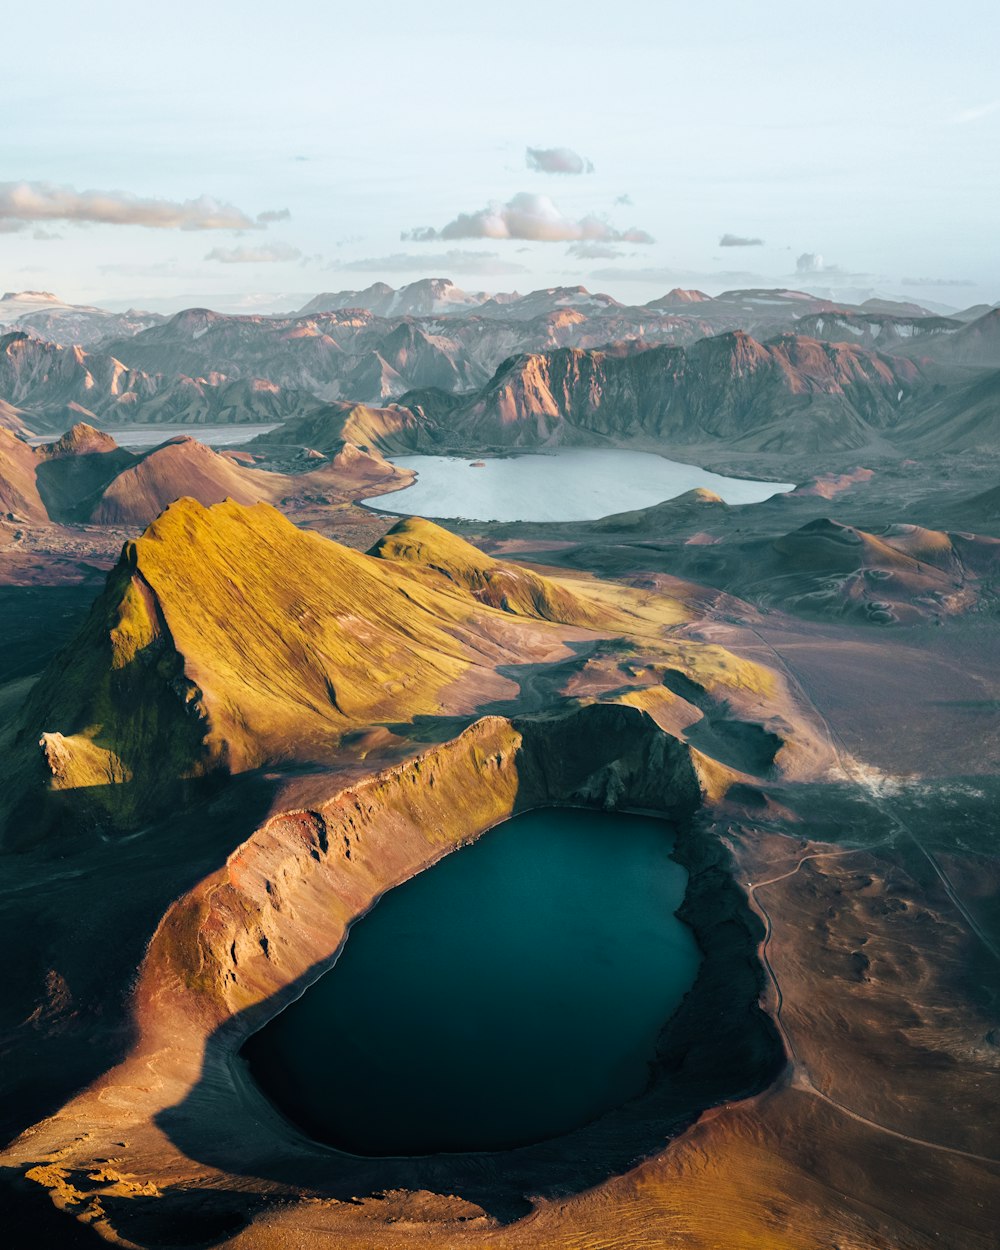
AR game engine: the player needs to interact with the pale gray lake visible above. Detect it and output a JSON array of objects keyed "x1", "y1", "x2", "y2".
[
  {"x1": 365, "y1": 450, "x2": 795, "y2": 522},
  {"x1": 29, "y1": 423, "x2": 280, "y2": 450}
]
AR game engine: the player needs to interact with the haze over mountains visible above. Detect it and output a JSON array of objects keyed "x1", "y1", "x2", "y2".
[
  {"x1": 0, "y1": 290, "x2": 165, "y2": 347},
  {"x1": 3, "y1": 273, "x2": 1000, "y2": 1250},
  {"x1": 2, "y1": 279, "x2": 1000, "y2": 460},
  {"x1": 6, "y1": 4, "x2": 1000, "y2": 1244}
]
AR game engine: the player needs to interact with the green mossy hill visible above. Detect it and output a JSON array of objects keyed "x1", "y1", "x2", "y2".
[
  {"x1": 588, "y1": 488, "x2": 727, "y2": 534},
  {"x1": 12, "y1": 556, "x2": 210, "y2": 836},
  {"x1": 370, "y1": 516, "x2": 604, "y2": 627},
  {"x1": 13, "y1": 498, "x2": 585, "y2": 838}
]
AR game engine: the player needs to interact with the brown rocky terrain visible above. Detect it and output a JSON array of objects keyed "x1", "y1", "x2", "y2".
[
  {"x1": 0, "y1": 422, "x2": 412, "y2": 528},
  {"x1": 0, "y1": 332, "x2": 318, "y2": 433},
  {"x1": 0, "y1": 291, "x2": 165, "y2": 348},
  {"x1": 6, "y1": 283, "x2": 997, "y2": 459},
  {"x1": 450, "y1": 333, "x2": 926, "y2": 452},
  {"x1": 0, "y1": 280, "x2": 999, "y2": 1249},
  {"x1": 0, "y1": 460, "x2": 996, "y2": 1249}
]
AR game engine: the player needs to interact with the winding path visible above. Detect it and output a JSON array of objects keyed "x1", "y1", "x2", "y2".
[{"x1": 682, "y1": 590, "x2": 1000, "y2": 1167}]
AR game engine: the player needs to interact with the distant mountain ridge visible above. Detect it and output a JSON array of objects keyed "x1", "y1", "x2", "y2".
[
  {"x1": 0, "y1": 331, "x2": 319, "y2": 430},
  {"x1": 296, "y1": 278, "x2": 498, "y2": 318},
  {"x1": 4, "y1": 281, "x2": 999, "y2": 453},
  {"x1": 0, "y1": 420, "x2": 409, "y2": 527},
  {"x1": 0, "y1": 290, "x2": 164, "y2": 347},
  {"x1": 447, "y1": 332, "x2": 925, "y2": 452}
]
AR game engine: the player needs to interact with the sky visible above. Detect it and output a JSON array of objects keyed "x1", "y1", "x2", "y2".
[{"x1": 3, "y1": 0, "x2": 1000, "y2": 314}]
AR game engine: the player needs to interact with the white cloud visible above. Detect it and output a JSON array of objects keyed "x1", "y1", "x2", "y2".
[
  {"x1": 205, "y1": 243, "x2": 303, "y2": 263},
  {"x1": 951, "y1": 100, "x2": 1000, "y2": 124},
  {"x1": 403, "y1": 192, "x2": 654, "y2": 245},
  {"x1": 589, "y1": 266, "x2": 765, "y2": 285},
  {"x1": 901, "y1": 276, "x2": 975, "y2": 288},
  {"x1": 256, "y1": 208, "x2": 291, "y2": 224},
  {"x1": 796, "y1": 251, "x2": 833, "y2": 274},
  {"x1": 720, "y1": 233, "x2": 764, "y2": 247},
  {"x1": 566, "y1": 241, "x2": 625, "y2": 260},
  {"x1": 0, "y1": 181, "x2": 274, "y2": 231},
  {"x1": 98, "y1": 260, "x2": 207, "y2": 279},
  {"x1": 525, "y1": 146, "x2": 594, "y2": 175},
  {"x1": 328, "y1": 249, "x2": 528, "y2": 275}
]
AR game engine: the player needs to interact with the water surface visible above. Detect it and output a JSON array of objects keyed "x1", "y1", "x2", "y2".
[
  {"x1": 364, "y1": 448, "x2": 794, "y2": 522},
  {"x1": 244, "y1": 807, "x2": 700, "y2": 1155},
  {"x1": 29, "y1": 422, "x2": 279, "y2": 450}
]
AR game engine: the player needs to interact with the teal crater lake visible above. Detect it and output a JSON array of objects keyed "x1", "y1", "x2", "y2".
[{"x1": 243, "y1": 808, "x2": 702, "y2": 1156}]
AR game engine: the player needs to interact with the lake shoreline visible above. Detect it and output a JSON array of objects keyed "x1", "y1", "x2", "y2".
[{"x1": 363, "y1": 448, "x2": 795, "y2": 522}]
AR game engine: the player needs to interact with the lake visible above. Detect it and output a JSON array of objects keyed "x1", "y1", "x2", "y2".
[
  {"x1": 28, "y1": 422, "x2": 280, "y2": 450},
  {"x1": 363, "y1": 449, "x2": 795, "y2": 522},
  {"x1": 243, "y1": 807, "x2": 701, "y2": 1155}
]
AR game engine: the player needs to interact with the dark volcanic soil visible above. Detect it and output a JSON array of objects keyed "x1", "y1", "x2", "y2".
[{"x1": 0, "y1": 441, "x2": 998, "y2": 1250}]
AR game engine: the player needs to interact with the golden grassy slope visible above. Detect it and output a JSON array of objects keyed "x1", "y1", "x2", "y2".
[
  {"x1": 371, "y1": 516, "x2": 610, "y2": 626},
  {"x1": 8, "y1": 498, "x2": 801, "y2": 842},
  {"x1": 11, "y1": 500, "x2": 622, "y2": 836}
]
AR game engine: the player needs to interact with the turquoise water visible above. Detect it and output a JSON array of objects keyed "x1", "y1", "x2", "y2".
[
  {"x1": 244, "y1": 808, "x2": 701, "y2": 1155},
  {"x1": 363, "y1": 448, "x2": 794, "y2": 521}
]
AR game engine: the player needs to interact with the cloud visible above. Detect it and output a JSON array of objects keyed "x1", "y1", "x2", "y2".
[
  {"x1": 525, "y1": 146, "x2": 594, "y2": 175},
  {"x1": 98, "y1": 260, "x2": 200, "y2": 278},
  {"x1": 256, "y1": 208, "x2": 291, "y2": 224},
  {"x1": 0, "y1": 181, "x2": 274, "y2": 231},
  {"x1": 901, "y1": 276, "x2": 975, "y2": 288},
  {"x1": 327, "y1": 249, "x2": 528, "y2": 276},
  {"x1": 795, "y1": 251, "x2": 841, "y2": 274},
  {"x1": 719, "y1": 233, "x2": 764, "y2": 247},
  {"x1": 589, "y1": 266, "x2": 764, "y2": 286},
  {"x1": 32, "y1": 228, "x2": 62, "y2": 241},
  {"x1": 403, "y1": 192, "x2": 654, "y2": 244},
  {"x1": 205, "y1": 243, "x2": 303, "y2": 263},
  {"x1": 566, "y1": 241, "x2": 625, "y2": 260},
  {"x1": 615, "y1": 194, "x2": 633, "y2": 207},
  {"x1": 951, "y1": 100, "x2": 1000, "y2": 124}
]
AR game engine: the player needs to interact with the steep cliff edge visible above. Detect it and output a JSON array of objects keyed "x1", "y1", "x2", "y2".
[{"x1": 454, "y1": 332, "x2": 924, "y2": 452}]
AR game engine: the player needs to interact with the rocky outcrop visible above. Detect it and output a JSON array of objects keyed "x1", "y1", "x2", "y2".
[
  {"x1": 0, "y1": 701, "x2": 783, "y2": 1240},
  {"x1": 0, "y1": 331, "x2": 315, "y2": 430},
  {"x1": 9, "y1": 499, "x2": 657, "y2": 839},
  {"x1": 34, "y1": 422, "x2": 136, "y2": 519},
  {"x1": 0, "y1": 428, "x2": 47, "y2": 521},
  {"x1": 455, "y1": 332, "x2": 925, "y2": 452},
  {"x1": 894, "y1": 364, "x2": 1000, "y2": 449}
]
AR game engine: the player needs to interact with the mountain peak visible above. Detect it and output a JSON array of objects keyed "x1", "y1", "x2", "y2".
[
  {"x1": 37, "y1": 422, "x2": 121, "y2": 459},
  {"x1": 2, "y1": 290, "x2": 62, "y2": 303}
]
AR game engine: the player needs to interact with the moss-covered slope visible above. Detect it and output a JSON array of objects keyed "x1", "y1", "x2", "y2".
[{"x1": 370, "y1": 516, "x2": 605, "y2": 627}]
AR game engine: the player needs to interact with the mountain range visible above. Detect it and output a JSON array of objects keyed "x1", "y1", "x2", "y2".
[
  {"x1": 2, "y1": 279, "x2": 1000, "y2": 478},
  {"x1": 0, "y1": 331, "x2": 318, "y2": 431},
  {"x1": 6, "y1": 280, "x2": 995, "y2": 419},
  {"x1": 0, "y1": 290, "x2": 165, "y2": 347},
  {"x1": 0, "y1": 421, "x2": 407, "y2": 528}
]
